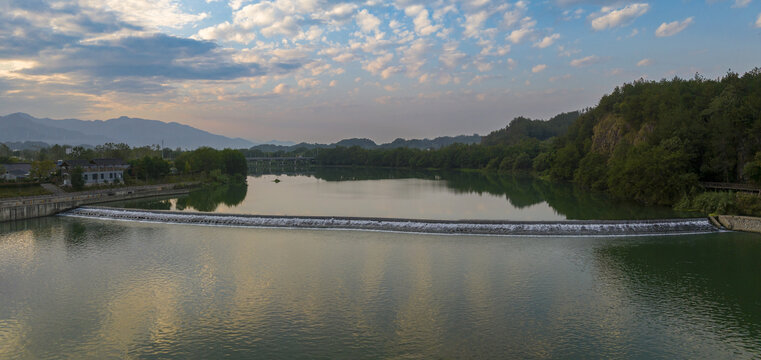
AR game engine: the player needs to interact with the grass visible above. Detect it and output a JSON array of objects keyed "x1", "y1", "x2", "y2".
[{"x1": 0, "y1": 185, "x2": 52, "y2": 199}]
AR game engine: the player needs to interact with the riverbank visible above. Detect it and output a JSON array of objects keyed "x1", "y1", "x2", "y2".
[
  {"x1": 712, "y1": 215, "x2": 761, "y2": 234},
  {"x1": 0, "y1": 183, "x2": 197, "y2": 222}
]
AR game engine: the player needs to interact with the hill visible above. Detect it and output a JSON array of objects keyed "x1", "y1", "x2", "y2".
[
  {"x1": 481, "y1": 111, "x2": 580, "y2": 146},
  {"x1": 248, "y1": 135, "x2": 482, "y2": 153},
  {"x1": 548, "y1": 69, "x2": 761, "y2": 204},
  {"x1": 0, "y1": 113, "x2": 254, "y2": 149}
]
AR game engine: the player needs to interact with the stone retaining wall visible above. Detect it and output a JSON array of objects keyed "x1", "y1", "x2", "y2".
[
  {"x1": 0, "y1": 184, "x2": 193, "y2": 222},
  {"x1": 714, "y1": 215, "x2": 761, "y2": 234}
]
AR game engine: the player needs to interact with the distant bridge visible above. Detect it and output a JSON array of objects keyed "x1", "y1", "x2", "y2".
[
  {"x1": 701, "y1": 182, "x2": 761, "y2": 194},
  {"x1": 246, "y1": 157, "x2": 316, "y2": 166}
]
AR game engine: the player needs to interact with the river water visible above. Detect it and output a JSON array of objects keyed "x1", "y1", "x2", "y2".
[
  {"x1": 1, "y1": 169, "x2": 760, "y2": 359},
  {"x1": 106, "y1": 169, "x2": 696, "y2": 220}
]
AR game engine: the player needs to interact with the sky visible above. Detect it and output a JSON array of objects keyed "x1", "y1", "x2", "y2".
[{"x1": 1, "y1": 0, "x2": 760, "y2": 143}]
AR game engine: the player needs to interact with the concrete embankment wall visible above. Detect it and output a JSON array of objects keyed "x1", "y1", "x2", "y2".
[
  {"x1": 0, "y1": 184, "x2": 192, "y2": 222},
  {"x1": 714, "y1": 215, "x2": 761, "y2": 234}
]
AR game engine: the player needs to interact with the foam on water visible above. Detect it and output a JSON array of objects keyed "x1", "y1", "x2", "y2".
[{"x1": 60, "y1": 207, "x2": 720, "y2": 236}]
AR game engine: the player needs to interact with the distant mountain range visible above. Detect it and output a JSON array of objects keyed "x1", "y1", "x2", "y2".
[
  {"x1": 0, "y1": 113, "x2": 255, "y2": 149},
  {"x1": 249, "y1": 135, "x2": 482, "y2": 152},
  {"x1": 0, "y1": 112, "x2": 481, "y2": 151}
]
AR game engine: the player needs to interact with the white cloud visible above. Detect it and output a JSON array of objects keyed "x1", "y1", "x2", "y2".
[
  {"x1": 78, "y1": 0, "x2": 209, "y2": 29},
  {"x1": 403, "y1": 5, "x2": 440, "y2": 36},
  {"x1": 533, "y1": 33, "x2": 560, "y2": 48},
  {"x1": 464, "y1": 10, "x2": 489, "y2": 38},
  {"x1": 356, "y1": 9, "x2": 381, "y2": 33},
  {"x1": 363, "y1": 52, "x2": 394, "y2": 76},
  {"x1": 757, "y1": 12, "x2": 761, "y2": 28},
  {"x1": 532, "y1": 64, "x2": 546, "y2": 73},
  {"x1": 298, "y1": 78, "x2": 320, "y2": 88},
  {"x1": 570, "y1": 55, "x2": 600, "y2": 67},
  {"x1": 439, "y1": 42, "x2": 467, "y2": 68},
  {"x1": 636, "y1": 58, "x2": 652, "y2": 67},
  {"x1": 655, "y1": 17, "x2": 693, "y2": 37},
  {"x1": 273, "y1": 83, "x2": 289, "y2": 94},
  {"x1": 197, "y1": 21, "x2": 255, "y2": 44},
  {"x1": 506, "y1": 17, "x2": 536, "y2": 43},
  {"x1": 590, "y1": 3, "x2": 649, "y2": 31},
  {"x1": 733, "y1": 0, "x2": 751, "y2": 8}
]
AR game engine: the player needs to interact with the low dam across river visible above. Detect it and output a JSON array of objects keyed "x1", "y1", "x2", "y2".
[{"x1": 62, "y1": 207, "x2": 721, "y2": 236}]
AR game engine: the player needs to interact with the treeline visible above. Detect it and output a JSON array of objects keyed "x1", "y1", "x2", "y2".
[
  {"x1": 481, "y1": 111, "x2": 580, "y2": 146},
  {"x1": 316, "y1": 139, "x2": 547, "y2": 171},
  {"x1": 551, "y1": 69, "x2": 761, "y2": 204},
  {"x1": 127, "y1": 147, "x2": 247, "y2": 183},
  {"x1": 315, "y1": 69, "x2": 761, "y2": 207}
]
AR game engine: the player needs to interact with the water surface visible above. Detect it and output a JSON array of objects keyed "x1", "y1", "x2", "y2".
[
  {"x1": 0, "y1": 217, "x2": 759, "y2": 359},
  {"x1": 107, "y1": 169, "x2": 695, "y2": 220}
]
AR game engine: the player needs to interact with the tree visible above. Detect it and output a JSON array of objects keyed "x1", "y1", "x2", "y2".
[
  {"x1": 30, "y1": 160, "x2": 56, "y2": 181},
  {"x1": 743, "y1": 151, "x2": 761, "y2": 185},
  {"x1": 71, "y1": 167, "x2": 85, "y2": 189},
  {"x1": 220, "y1": 149, "x2": 247, "y2": 176}
]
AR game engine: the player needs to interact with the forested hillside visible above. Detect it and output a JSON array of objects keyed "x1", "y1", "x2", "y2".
[
  {"x1": 481, "y1": 111, "x2": 580, "y2": 146},
  {"x1": 315, "y1": 69, "x2": 761, "y2": 207},
  {"x1": 550, "y1": 69, "x2": 761, "y2": 204}
]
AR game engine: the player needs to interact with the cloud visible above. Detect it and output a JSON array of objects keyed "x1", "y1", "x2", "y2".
[
  {"x1": 589, "y1": 3, "x2": 649, "y2": 31},
  {"x1": 636, "y1": 58, "x2": 652, "y2": 67},
  {"x1": 439, "y1": 42, "x2": 467, "y2": 69},
  {"x1": 403, "y1": 5, "x2": 440, "y2": 36},
  {"x1": 570, "y1": 55, "x2": 600, "y2": 67},
  {"x1": 78, "y1": 0, "x2": 209, "y2": 30},
  {"x1": 757, "y1": 12, "x2": 761, "y2": 28},
  {"x1": 363, "y1": 52, "x2": 394, "y2": 76},
  {"x1": 27, "y1": 34, "x2": 264, "y2": 81},
  {"x1": 732, "y1": 0, "x2": 751, "y2": 8},
  {"x1": 506, "y1": 17, "x2": 536, "y2": 43},
  {"x1": 197, "y1": 21, "x2": 256, "y2": 44},
  {"x1": 532, "y1": 64, "x2": 546, "y2": 73},
  {"x1": 356, "y1": 9, "x2": 381, "y2": 33},
  {"x1": 464, "y1": 10, "x2": 489, "y2": 38},
  {"x1": 655, "y1": 17, "x2": 693, "y2": 37},
  {"x1": 533, "y1": 33, "x2": 560, "y2": 48}
]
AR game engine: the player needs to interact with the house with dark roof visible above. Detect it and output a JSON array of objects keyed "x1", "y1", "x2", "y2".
[
  {"x1": 59, "y1": 158, "x2": 130, "y2": 186},
  {"x1": 0, "y1": 163, "x2": 32, "y2": 181}
]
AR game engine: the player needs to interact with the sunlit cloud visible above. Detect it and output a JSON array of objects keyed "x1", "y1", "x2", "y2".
[
  {"x1": 655, "y1": 17, "x2": 693, "y2": 37},
  {"x1": 0, "y1": 0, "x2": 757, "y2": 142}
]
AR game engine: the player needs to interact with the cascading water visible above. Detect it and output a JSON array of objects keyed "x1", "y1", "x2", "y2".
[{"x1": 60, "y1": 206, "x2": 721, "y2": 236}]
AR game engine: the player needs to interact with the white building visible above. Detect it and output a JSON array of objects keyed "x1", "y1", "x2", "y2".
[{"x1": 60, "y1": 159, "x2": 129, "y2": 186}]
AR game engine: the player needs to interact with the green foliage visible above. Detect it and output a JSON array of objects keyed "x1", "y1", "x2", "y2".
[
  {"x1": 743, "y1": 151, "x2": 761, "y2": 185},
  {"x1": 30, "y1": 160, "x2": 56, "y2": 180},
  {"x1": 129, "y1": 156, "x2": 171, "y2": 181},
  {"x1": 481, "y1": 111, "x2": 580, "y2": 146},
  {"x1": 676, "y1": 191, "x2": 761, "y2": 216},
  {"x1": 512, "y1": 153, "x2": 532, "y2": 171},
  {"x1": 574, "y1": 152, "x2": 609, "y2": 191},
  {"x1": 605, "y1": 138, "x2": 699, "y2": 205},
  {"x1": 173, "y1": 147, "x2": 248, "y2": 182},
  {"x1": 220, "y1": 149, "x2": 247, "y2": 176},
  {"x1": 71, "y1": 167, "x2": 85, "y2": 190},
  {"x1": 549, "y1": 143, "x2": 580, "y2": 181}
]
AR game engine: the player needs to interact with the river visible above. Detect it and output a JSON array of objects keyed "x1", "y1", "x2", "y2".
[{"x1": 1, "y1": 169, "x2": 760, "y2": 359}]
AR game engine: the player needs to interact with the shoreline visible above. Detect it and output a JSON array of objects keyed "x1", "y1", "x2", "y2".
[{"x1": 0, "y1": 183, "x2": 198, "y2": 222}]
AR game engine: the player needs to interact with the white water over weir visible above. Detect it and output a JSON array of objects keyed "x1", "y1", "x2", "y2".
[{"x1": 61, "y1": 207, "x2": 721, "y2": 236}]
